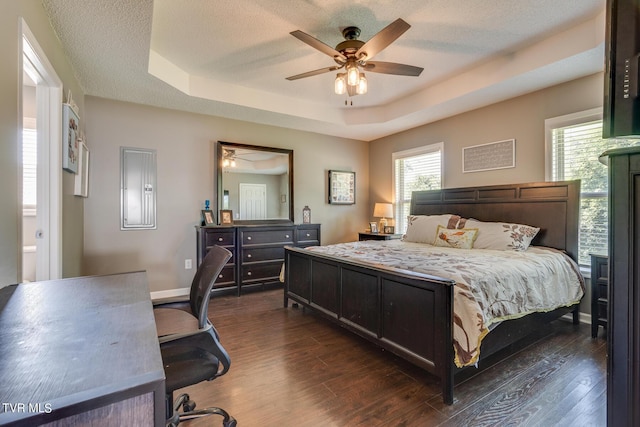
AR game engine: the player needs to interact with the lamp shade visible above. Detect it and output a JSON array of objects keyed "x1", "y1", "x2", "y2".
[{"x1": 373, "y1": 203, "x2": 393, "y2": 218}]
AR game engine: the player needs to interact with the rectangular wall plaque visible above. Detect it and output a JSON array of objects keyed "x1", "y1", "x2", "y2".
[{"x1": 463, "y1": 139, "x2": 515, "y2": 173}]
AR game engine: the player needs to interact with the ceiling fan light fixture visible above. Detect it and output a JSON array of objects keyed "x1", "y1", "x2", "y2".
[
  {"x1": 346, "y1": 62, "x2": 359, "y2": 86},
  {"x1": 334, "y1": 73, "x2": 346, "y2": 94},
  {"x1": 357, "y1": 73, "x2": 367, "y2": 95}
]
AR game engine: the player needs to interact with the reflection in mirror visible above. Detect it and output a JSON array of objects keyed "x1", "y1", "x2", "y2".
[{"x1": 217, "y1": 141, "x2": 293, "y2": 224}]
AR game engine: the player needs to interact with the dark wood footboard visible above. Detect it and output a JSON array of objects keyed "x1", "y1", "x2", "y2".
[
  {"x1": 284, "y1": 180, "x2": 582, "y2": 404},
  {"x1": 284, "y1": 246, "x2": 457, "y2": 404}
]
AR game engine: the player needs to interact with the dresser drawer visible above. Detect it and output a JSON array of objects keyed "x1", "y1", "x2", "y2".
[
  {"x1": 242, "y1": 246, "x2": 285, "y2": 262},
  {"x1": 296, "y1": 227, "x2": 319, "y2": 243},
  {"x1": 241, "y1": 229, "x2": 294, "y2": 245},
  {"x1": 241, "y1": 262, "x2": 283, "y2": 282},
  {"x1": 203, "y1": 229, "x2": 235, "y2": 246},
  {"x1": 214, "y1": 265, "x2": 236, "y2": 287}
]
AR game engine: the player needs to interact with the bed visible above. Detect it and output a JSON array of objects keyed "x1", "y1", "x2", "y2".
[{"x1": 283, "y1": 180, "x2": 584, "y2": 404}]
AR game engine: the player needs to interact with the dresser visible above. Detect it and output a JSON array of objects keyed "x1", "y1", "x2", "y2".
[
  {"x1": 590, "y1": 254, "x2": 608, "y2": 338},
  {"x1": 197, "y1": 224, "x2": 320, "y2": 295},
  {"x1": 600, "y1": 146, "x2": 640, "y2": 427}
]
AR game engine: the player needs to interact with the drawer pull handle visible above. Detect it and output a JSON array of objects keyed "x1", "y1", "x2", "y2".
[
  {"x1": 247, "y1": 236, "x2": 252, "y2": 241},
  {"x1": 247, "y1": 271, "x2": 252, "y2": 276},
  {"x1": 247, "y1": 254, "x2": 252, "y2": 258},
  {"x1": 306, "y1": 233, "x2": 310, "y2": 237},
  {"x1": 218, "y1": 237, "x2": 223, "y2": 242},
  {"x1": 218, "y1": 274, "x2": 224, "y2": 279},
  {"x1": 285, "y1": 234, "x2": 290, "y2": 238}
]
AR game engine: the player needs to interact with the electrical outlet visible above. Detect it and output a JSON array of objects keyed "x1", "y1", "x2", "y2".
[{"x1": 185, "y1": 259, "x2": 192, "y2": 269}]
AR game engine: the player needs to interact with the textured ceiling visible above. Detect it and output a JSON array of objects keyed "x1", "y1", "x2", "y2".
[{"x1": 42, "y1": 0, "x2": 606, "y2": 141}]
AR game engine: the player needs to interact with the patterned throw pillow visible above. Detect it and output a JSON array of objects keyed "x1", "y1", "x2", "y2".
[
  {"x1": 465, "y1": 219, "x2": 540, "y2": 251},
  {"x1": 433, "y1": 225, "x2": 478, "y2": 249},
  {"x1": 402, "y1": 214, "x2": 461, "y2": 244}
]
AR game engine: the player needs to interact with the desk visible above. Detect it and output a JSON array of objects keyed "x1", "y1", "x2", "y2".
[{"x1": 0, "y1": 272, "x2": 165, "y2": 426}]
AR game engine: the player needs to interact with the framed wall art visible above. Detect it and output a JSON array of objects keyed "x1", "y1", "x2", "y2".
[
  {"x1": 328, "y1": 170, "x2": 355, "y2": 205},
  {"x1": 462, "y1": 139, "x2": 515, "y2": 173},
  {"x1": 73, "y1": 140, "x2": 89, "y2": 197},
  {"x1": 62, "y1": 104, "x2": 80, "y2": 173}
]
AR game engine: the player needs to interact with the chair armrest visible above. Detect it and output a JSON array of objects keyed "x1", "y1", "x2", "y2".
[{"x1": 158, "y1": 323, "x2": 212, "y2": 344}]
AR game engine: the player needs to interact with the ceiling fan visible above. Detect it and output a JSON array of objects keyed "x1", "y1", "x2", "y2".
[{"x1": 286, "y1": 18, "x2": 423, "y2": 97}]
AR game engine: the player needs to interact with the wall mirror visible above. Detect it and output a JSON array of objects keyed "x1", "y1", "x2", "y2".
[{"x1": 217, "y1": 141, "x2": 293, "y2": 224}]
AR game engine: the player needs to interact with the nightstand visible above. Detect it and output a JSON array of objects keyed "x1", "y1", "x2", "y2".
[
  {"x1": 358, "y1": 232, "x2": 402, "y2": 241},
  {"x1": 590, "y1": 254, "x2": 608, "y2": 338}
]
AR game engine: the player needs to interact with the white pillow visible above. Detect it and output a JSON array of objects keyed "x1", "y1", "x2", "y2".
[
  {"x1": 465, "y1": 219, "x2": 539, "y2": 251},
  {"x1": 402, "y1": 214, "x2": 461, "y2": 244}
]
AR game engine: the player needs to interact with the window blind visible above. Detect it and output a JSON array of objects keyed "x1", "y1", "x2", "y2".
[
  {"x1": 393, "y1": 144, "x2": 442, "y2": 233},
  {"x1": 23, "y1": 127, "x2": 37, "y2": 207},
  {"x1": 550, "y1": 119, "x2": 637, "y2": 265}
]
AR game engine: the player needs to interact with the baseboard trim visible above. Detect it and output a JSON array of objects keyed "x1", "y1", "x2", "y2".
[
  {"x1": 150, "y1": 287, "x2": 189, "y2": 301},
  {"x1": 560, "y1": 311, "x2": 591, "y2": 325}
]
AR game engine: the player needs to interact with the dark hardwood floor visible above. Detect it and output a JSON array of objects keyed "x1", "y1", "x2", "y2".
[{"x1": 167, "y1": 289, "x2": 606, "y2": 426}]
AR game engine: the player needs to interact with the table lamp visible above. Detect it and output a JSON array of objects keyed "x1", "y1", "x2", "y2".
[{"x1": 373, "y1": 203, "x2": 393, "y2": 232}]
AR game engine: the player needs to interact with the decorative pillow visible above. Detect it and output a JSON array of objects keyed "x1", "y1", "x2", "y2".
[
  {"x1": 465, "y1": 219, "x2": 540, "y2": 251},
  {"x1": 433, "y1": 225, "x2": 478, "y2": 249},
  {"x1": 402, "y1": 214, "x2": 461, "y2": 244}
]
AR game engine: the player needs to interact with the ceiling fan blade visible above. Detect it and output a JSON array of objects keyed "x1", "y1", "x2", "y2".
[
  {"x1": 355, "y1": 18, "x2": 411, "y2": 61},
  {"x1": 363, "y1": 61, "x2": 423, "y2": 76},
  {"x1": 290, "y1": 30, "x2": 347, "y2": 62},
  {"x1": 286, "y1": 66, "x2": 341, "y2": 81}
]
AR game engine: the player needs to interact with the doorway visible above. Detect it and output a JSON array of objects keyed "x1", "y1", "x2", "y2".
[
  {"x1": 239, "y1": 183, "x2": 267, "y2": 220},
  {"x1": 20, "y1": 20, "x2": 63, "y2": 281}
]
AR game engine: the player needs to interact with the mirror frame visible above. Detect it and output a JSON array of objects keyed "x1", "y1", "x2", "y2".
[{"x1": 217, "y1": 141, "x2": 294, "y2": 225}]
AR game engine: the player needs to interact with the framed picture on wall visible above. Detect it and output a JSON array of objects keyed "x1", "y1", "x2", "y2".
[
  {"x1": 62, "y1": 104, "x2": 80, "y2": 173},
  {"x1": 328, "y1": 170, "x2": 355, "y2": 204}
]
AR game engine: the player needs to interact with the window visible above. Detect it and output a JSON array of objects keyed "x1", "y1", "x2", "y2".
[
  {"x1": 546, "y1": 108, "x2": 637, "y2": 267},
  {"x1": 23, "y1": 118, "x2": 37, "y2": 209},
  {"x1": 393, "y1": 143, "x2": 443, "y2": 233}
]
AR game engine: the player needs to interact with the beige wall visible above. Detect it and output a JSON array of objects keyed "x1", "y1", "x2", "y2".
[
  {"x1": 0, "y1": 0, "x2": 85, "y2": 285},
  {"x1": 369, "y1": 73, "x2": 604, "y2": 206},
  {"x1": 83, "y1": 97, "x2": 369, "y2": 292}
]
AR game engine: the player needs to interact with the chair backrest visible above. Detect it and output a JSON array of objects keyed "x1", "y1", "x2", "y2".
[{"x1": 189, "y1": 245, "x2": 232, "y2": 328}]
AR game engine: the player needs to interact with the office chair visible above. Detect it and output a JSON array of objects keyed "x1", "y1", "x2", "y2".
[{"x1": 154, "y1": 245, "x2": 236, "y2": 427}]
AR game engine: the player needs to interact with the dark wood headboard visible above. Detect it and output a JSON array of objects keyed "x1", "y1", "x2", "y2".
[{"x1": 410, "y1": 180, "x2": 580, "y2": 261}]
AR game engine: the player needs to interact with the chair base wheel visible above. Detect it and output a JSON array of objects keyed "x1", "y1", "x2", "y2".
[
  {"x1": 182, "y1": 399, "x2": 196, "y2": 412},
  {"x1": 167, "y1": 393, "x2": 235, "y2": 426}
]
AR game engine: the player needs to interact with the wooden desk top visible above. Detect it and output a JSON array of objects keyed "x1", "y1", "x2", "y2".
[{"x1": 0, "y1": 272, "x2": 165, "y2": 426}]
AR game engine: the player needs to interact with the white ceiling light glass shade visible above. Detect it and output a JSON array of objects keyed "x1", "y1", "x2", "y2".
[
  {"x1": 357, "y1": 73, "x2": 367, "y2": 95},
  {"x1": 346, "y1": 62, "x2": 359, "y2": 86},
  {"x1": 334, "y1": 73, "x2": 346, "y2": 94}
]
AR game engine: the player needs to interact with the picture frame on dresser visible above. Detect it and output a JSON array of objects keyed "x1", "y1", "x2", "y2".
[
  {"x1": 369, "y1": 222, "x2": 378, "y2": 233},
  {"x1": 201, "y1": 210, "x2": 215, "y2": 226},
  {"x1": 220, "y1": 210, "x2": 233, "y2": 225}
]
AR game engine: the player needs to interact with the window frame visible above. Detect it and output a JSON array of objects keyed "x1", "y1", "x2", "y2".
[
  {"x1": 544, "y1": 107, "x2": 606, "y2": 272},
  {"x1": 392, "y1": 142, "x2": 444, "y2": 234}
]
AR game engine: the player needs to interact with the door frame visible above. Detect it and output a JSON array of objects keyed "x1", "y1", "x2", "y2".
[{"x1": 21, "y1": 19, "x2": 63, "y2": 280}]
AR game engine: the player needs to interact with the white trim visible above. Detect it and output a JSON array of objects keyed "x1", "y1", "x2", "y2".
[
  {"x1": 544, "y1": 107, "x2": 603, "y2": 181},
  {"x1": 21, "y1": 19, "x2": 64, "y2": 280},
  {"x1": 150, "y1": 287, "x2": 190, "y2": 301}
]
